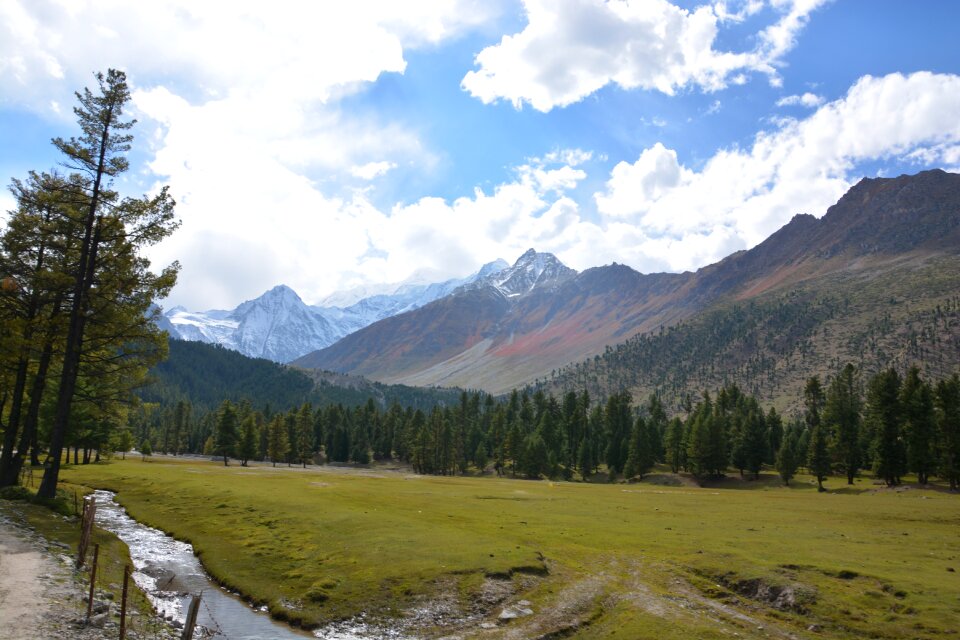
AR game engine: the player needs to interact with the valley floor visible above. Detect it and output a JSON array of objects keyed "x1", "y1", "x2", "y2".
[{"x1": 31, "y1": 458, "x2": 960, "y2": 639}]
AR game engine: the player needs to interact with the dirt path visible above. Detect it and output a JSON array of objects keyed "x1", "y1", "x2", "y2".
[
  {"x1": 0, "y1": 507, "x2": 177, "y2": 640},
  {"x1": 0, "y1": 520, "x2": 55, "y2": 639}
]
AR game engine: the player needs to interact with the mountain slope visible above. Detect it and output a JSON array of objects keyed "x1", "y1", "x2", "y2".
[
  {"x1": 543, "y1": 252, "x2": 960, "y2": 414},
  {"x1": 296, "y1": 170, "x2": 960, "y2": 395},
  {"x1": 142, "y1": 339, "x2": 464, "y2": 412}
]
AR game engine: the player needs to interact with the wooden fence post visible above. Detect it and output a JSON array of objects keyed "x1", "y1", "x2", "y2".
[
  {"x1": 76, "y1": 495, "x2": 97, "y2": 568},
  {"x1": 180, "y1": 593, "x2": 202, "y2": 640},
  {"x1": 119, "y1": 564, "x2": 130, "y2": 640},
  {"x1": 86, "y1": 544, "x2": 99, "y2": 622}
]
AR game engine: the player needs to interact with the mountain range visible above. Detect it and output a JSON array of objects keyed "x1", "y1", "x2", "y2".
[
  {"x1": 164, "y1": 169, "x2": 960, "y2": 404},
  {"x1": 294, "y1": 170, "x2": 960, "y2": 396},
  {"x1": 162, "y1": 260, "x2": 509, "y2": 363}
]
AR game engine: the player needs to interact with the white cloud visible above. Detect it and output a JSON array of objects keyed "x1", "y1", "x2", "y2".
[
  {"x1": 0, "y1": 1, "x2": 500, "y2": 113},
  {"x1": 0, "y1": 0, "x2": 501, "y2": 310},
  {"x1": 539, "y1": 148, "x2": 593, "y2": 166},
  {"x1": 776, "y1": 92, "x2": 824, "y2": 107},
  {"x1": 350, "y1": 161, "x2": 398, "y2": 180},
  {"x1": 296, "y1": 72, "x2": 960, "y2": 294},
  {"x1": 461, "y1": 0, "x2": 829, "y2": 112},
  {"x1": 594, "y1": 72, "x2": 960, "y2": 272}
]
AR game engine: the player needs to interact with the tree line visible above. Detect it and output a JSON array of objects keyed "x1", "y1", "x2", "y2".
[
  {"x1": 127, "y1": 364, "x2": 960, "y2": 490},
  {"x1": 0, "y1": 69, "x2": 177, "y2": 496}
]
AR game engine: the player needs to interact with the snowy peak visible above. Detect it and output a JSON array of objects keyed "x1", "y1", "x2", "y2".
[
  {"x1": 161, "y1": 259, "x2": 514, "y2": 363},
  {"x1": 233, "y1": 284, "x2": 303, "y2": 317},
  {"x1": 487, "y1": 249, "x2": 575, "y2": 297},
  {"x1": 476, "y1": 258, "x2": 510, "y2": 280}
]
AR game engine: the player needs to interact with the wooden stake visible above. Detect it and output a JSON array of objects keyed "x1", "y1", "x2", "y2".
[
  {"x1": 86, "y1": 544, "x2": 99, "y2": 622},
  {"x1": 77, "y1": 495, "x2": 96, "y2": 568},
  {"x1": 120, "y1": 564, "x2": 130, "y2": 640},
  {"x1": 180, "y1": 593, "x2": 202, "y2": 640}
]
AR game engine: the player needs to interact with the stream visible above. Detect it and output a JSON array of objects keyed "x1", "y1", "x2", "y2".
[{"x1": 93, "y1": 490, "x2": 315, "y2": 639}]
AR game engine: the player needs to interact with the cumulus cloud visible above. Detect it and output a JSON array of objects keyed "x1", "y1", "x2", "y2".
[
  {"x1": 0, "y1": 0, "x2": 500, "y2": 309},
  {"x1": 776, "y1": 92, "x2": 824, "y2": 107},
  {"x1": 303, "y1": 73, "x2": 960, "y2": 294},
  {"x1": 594, "y1": 72, "x2": 960, "y2": 271},
  {"x1": 461, "y1": 0, "x2": 828, "y2": 112},
  {"x1": 350, "y1": 161, "x2": 398, "y2": 180},
  {"x1": 0, "y1": 1, "x2": 499, "y2": 112}
]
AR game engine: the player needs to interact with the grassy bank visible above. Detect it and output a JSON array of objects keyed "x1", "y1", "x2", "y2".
[{"x1": 60, "y1": 457, "x2": 960, "y2": 638}]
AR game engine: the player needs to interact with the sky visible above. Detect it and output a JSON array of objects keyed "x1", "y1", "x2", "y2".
[{"x1": 1, "y1": 0, "x2": 960, "y2": 311}]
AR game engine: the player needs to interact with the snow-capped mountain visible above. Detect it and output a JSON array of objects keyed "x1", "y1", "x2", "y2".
[
  {"x1": 310, "y1": 259, "x2": 509, "y2": 335},
  {"x1": 477, "y1": 248, "x2": 575, "y2": 297},
  {"x1": 163, "y1": 260, "x2": 509, "y2": 363}
]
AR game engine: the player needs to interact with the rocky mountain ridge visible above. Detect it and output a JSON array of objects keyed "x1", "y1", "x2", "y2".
[{"x1": 294, "y1": 170, "x2": 960, "y2": 394}]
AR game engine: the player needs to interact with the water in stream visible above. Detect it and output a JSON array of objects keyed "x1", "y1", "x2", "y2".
[{"x1": 93, "y1": 490, "x2": 314, "y2": 639}]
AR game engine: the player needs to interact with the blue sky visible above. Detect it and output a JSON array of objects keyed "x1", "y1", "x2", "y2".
[{"x1": 2, "y1": 1, "x2": 959, "y2": 310}]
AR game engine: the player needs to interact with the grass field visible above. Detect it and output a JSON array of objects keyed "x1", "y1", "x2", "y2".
[{"x1": 59, "y1": 457, "x2": 960, "y2": 639}]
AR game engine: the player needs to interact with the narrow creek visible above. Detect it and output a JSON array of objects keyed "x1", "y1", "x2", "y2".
[{"x1": 93, "y1": 490, "x2": 315, "y2": 639}]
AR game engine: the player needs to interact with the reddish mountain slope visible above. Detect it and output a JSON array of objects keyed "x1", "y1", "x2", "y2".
[{"x1": 294, "y1": 170, "x2": 960, "y2": 393}]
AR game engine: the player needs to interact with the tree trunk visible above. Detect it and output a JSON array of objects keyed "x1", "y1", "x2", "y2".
[
  {"x1": 8, "y1": 335, "x2": 57, "y2": 483},
  {"x1": 0, "y1": 357, "x2": 32, "y2": 486},
  {"x1": 38, "y1": 217, "x2": 103, "y2": 498}
]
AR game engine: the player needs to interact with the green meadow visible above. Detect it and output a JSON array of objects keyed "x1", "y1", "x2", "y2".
[{"x1": 61, "y1": 457, "x2": 960, "y2": 639}]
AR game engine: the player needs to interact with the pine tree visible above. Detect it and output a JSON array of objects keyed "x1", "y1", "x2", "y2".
[
  {"x1": 37, "y1": 69, "x2": 179, "y2": 498},
  {"x1": 740, "y1": 402, "x2": 768, "y2": 480},
  {"x1": 766, "y1": 407, "x2": 783, "y2": 466},
  {"x1": 172, "y1": 400, "x2": 190, "y2": 457},
  {"x1": 685, "y1": 393, "x2": 715, "y2": 481},
  {"x1": 238, "y1": 414, "x2": 258, "y2": 467},
  {"x1": 901, "y1": 366, "x2": 935, "y2": 484},
  {"x1": 140, "y1": 438, "x2": 152, "y2": 461},
  {"x1": 804, "y1": 376, "x2": 825, "y2": 432},
  {"x1": 808, "y1": 420, "x2": 831, "y2": 492},
  {"x1": 776, "y1": 427, "x2": 800, "y2": 486},
  {"x1": 623, "y1": 415, "x2": 655, "y2": 480},
  {"x1": 215, "y1": 401, "x2": 239, "y2": 466},
  {"x1": 267, "y1": 415, "x2": 289, "y2": 468},
  {"x1": 604, "y1": 391, "x2": 632, "y2": 477},
  {"x1": 824, "y1": 364, "x2": 862, "y2": 484},
  {"x1": 518, "y1": 432, "x2": 548, "y2": 479},
  {"x1": 296, "y1": 403, "x2": 314, "y2": 468},
  {"x1": 934, "y1": 375, "x2": 960, "y2": 490},
  {"x1": 867, "y1": 368, "x2": 905, "y2": 486},
  {"x1": 664, "y1": 417, "x2": 685, "y2": 473},
  {"x1": 114, "y1": 428, "x2": 134, "y2": 460},
  {"x1": 646, "y1": 394, "x2": 667, "y2": 462}
]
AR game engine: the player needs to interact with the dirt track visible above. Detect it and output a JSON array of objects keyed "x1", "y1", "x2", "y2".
[{"x1": 0, "y1": 507, "x2": 178, "y2": 640}]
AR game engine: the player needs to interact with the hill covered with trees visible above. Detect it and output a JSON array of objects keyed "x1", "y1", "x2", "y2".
[{"x1": 540, "y1": 254, "x2": 960, "y2": 414}]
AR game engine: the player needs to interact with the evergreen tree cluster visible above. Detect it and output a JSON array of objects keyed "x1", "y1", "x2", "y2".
[
  {"x1": 0, "y1": 69, "x2": 178, "y2": 495},
  {"x1": 775, "y1": 366, "x2": 960, "y2": 490},
  {"x1": 98, "y1": 358, "x2": 960, "y2": 491}
]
